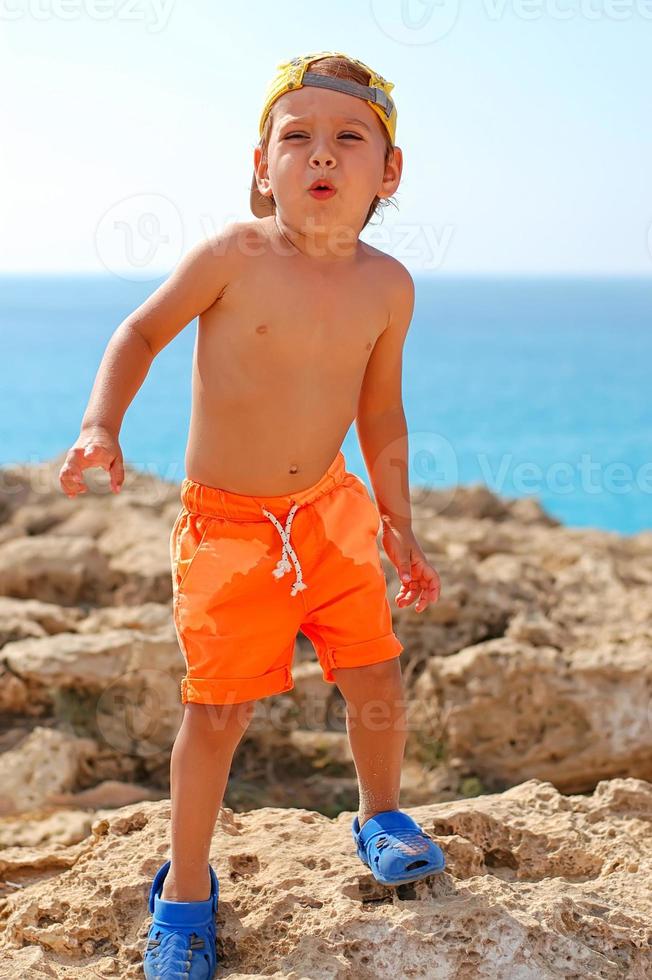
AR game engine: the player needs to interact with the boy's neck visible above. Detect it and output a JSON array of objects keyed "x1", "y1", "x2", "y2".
[{"x1": 271, "y1": 214, "x2": 360, "y2": 263}]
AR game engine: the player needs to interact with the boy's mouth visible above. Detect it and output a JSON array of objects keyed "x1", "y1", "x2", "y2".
[{"x1": 308, "y1": 179, "x2": 336, "y2": 200}]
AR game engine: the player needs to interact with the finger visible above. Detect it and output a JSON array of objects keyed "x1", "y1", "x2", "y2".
[
  {"x1": 60, "y1": 471, "x2": 85, "y2": 491},
  {"x1": 415, "y1": 591, "x2": 430, "y2": 612},
  {"x1": 412, "y1": 564, "x2": 441, "y2": 596},
  {"x1": 395, "y1": 578, "x2": 414, "y2": 594},
  {"x1": 61, "y1": 453, "x2": 84, "y2": 478},
  {"x1": 109, "y1": 455, "x2": 124, "y2": 493},
  {"x1": 397, "y1": 588, "x2": 419, "y2": 607},
  {"x1": 416, "y1": 586, "x2": 440, "y2": 612},
  {"x1": 59, "y1": 463, "x2": 87, "y2": 496},
  {"x1": 399, "y1": 578, "x2": 435, "y2": 608}
]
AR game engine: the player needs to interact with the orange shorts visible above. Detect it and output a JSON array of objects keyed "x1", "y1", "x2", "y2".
[{"x1": 169, "y1": 450, "x2": 403, "y2": 705}]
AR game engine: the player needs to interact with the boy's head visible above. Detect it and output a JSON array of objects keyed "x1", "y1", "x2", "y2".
[{"x1": 250, "y1": 52, "x2": 402, "y2": 233}]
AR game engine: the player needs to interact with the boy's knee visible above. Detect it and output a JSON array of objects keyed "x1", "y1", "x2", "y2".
[
  {"x1": 337, "y1": 657, "x2": 404, "y2": 693},
  {"x1": 184, "y1": 699, "x2": 256, "y2": 738}
]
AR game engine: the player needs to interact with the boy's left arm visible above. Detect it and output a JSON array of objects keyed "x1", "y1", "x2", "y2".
[{"x1": 355, "y1": 262, "x2": 441, "y2": 614}]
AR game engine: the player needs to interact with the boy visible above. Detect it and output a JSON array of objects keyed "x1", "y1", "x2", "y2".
[{"x1": 59, "y1": 51, "x2": 445, "y2": 979}]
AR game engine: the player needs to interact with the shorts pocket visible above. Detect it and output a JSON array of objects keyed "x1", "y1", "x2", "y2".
[
  {"x1": 347, "y1": 475, "x2": 381, "y2": 535},
  {"x1": 172, "y1": 512, "x2": 215, "y2": 592}
]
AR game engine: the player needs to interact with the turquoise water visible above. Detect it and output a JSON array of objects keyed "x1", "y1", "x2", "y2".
[{"x1": 1, "y1": 275, "x2": 650, "y2": 534}]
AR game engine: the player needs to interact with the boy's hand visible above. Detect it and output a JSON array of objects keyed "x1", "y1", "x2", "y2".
[
  {"x1": 380, "y1": 521, "x2": 441, "y2": 613},
  {"x1": 59, "y1": 427, "x2": 125, "y2": 498}
]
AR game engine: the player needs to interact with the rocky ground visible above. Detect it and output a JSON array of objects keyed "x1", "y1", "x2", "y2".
[
  {"x1": 0, "y1": 456, "x2": 651, "y2": 977},
  {"x1": 0, "y1": 779, "x2": 650, "y2": 978}
]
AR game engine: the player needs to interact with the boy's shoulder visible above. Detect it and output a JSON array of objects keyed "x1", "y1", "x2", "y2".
[
  {"x1": 180, "y1": 220, "x2": 267, "y2": 295},
  {"x1": 361, "y1": 247, "x2": 415, "y2": 321},
  {"x1": 360, "y1": 243, "x2": 414, "y2": 288},
  {"x1": 199, "y1": 219, "x2": 267, "y2": 260},
  {"x1": 357, "y1": 249, "x2": 415, "y2": 338}
]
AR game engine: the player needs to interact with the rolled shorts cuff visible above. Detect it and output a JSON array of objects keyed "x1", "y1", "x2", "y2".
[
  {"x1": 320, "y1": 633, "x2": 404, "y2": 683},
  {"x1": 181, "y1": 665, "x2": 294, "y2": 705}
]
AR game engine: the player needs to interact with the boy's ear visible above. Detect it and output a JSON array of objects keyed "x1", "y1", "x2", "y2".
[
  {"x1": 252, "y1": 145, "x2": 273, "y2": 199},
  {"x1": 378, "y1": 145, "x2": 403, "y2": 201}
]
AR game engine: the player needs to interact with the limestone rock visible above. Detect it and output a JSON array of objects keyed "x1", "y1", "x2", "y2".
[
  {"x1": 0, "y1": 778, "x2": 650, "y2": 978},
  {"x1": 414, "y1": 636, "x2": 652, "y2": 793},
  {"x1": 3, "y1": 627, "x2": 184, "y2": 755},
  {"x1": 0, "y1": 727, "x2": 97, "y2": 815},
  {"x1": 0, "y1": 535, "x2": 113, "y2": 605},
  {"x1": 0, "y1": 596, "x2": 84, "y2": 644}
]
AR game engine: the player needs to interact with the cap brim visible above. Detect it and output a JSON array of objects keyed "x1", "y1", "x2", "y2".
[{"x1": 250, "y1": 170, "x2": 276, "y2": 218}]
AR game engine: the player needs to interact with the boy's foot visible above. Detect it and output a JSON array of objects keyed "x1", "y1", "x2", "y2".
[
  {"x1": 143, "y1": 859, "x2": 219, "y2": 979},
  {"x1": 352, "y1": 809, "x2": 446, "y2": 886}
]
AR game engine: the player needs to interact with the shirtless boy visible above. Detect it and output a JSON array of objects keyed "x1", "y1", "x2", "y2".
[{"x1": 59, "y1": 51, "x2": 445, "y2": 979}]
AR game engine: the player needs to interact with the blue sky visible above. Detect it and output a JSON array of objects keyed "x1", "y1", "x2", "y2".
[{"x1": 1, "y1": 0, "x2": 651, "y2": 275}]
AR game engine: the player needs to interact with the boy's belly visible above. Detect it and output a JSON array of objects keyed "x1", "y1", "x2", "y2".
[{"x1": 184, "y1": 390, "x2": 360, "y2": 495}]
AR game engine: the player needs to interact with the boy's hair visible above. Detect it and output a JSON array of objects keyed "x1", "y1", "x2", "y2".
[{"x1": 257, "y1": 55, "x2": 397, "y2": 230}]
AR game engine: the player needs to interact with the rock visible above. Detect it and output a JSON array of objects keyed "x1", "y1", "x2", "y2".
[
  {"x1": 0, "y1": 809, "x2": 94, "y2": 849},
  {"x1": 0, "y1": 728, "x2": 97, "y2": 815},
  {"x1": 0, "y1": 596, "x2": 84, "y2": 644},
  {"x1": 0, "y1": 535, "x2": 113, "y2": 605},
  {"x1": 10, "y1": 501, "x2": 73, "y2": 536},
  {"x1": 4, "y1": 626, "x2": 179, "y2": 695},
  {"x1": 99, "y1": 511, "x2": 175, "y2": 605},
  {"x1": 289, "y1": 661, "x2": 336, "y2": 730},
  {"x1": 0, "y1": 778, "x2": 650, "y2": 977},
  {"x1": 505, "y1": 608, "x2": 570, "y2": 648},
  {"x1": 287, "y1": 731, "x2": 353, "y2": 770},
  {"x1": 2, "y1": 627, "x2": 183, "y2": 756},
  {"x1": 414, "y1": 636, "x2": 652, "y2": 792},
  {"x1": 411, "y1": 483, "x2": 560, "y2": 524},
  {"x1": 47, "y1": 780, "x2": 166, "y2": 810},
  {"x1": 76, "y1": 603, "x2": 170, "y2": 634}
]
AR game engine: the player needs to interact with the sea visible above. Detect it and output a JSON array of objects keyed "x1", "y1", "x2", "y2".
[{"x1": 1, "y1": 274, "x2": 650, "y2": 535}]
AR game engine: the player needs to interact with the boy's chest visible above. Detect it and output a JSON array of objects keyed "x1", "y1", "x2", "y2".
[{"x1": 200, "y1": 263, "x2": 388, "y2": 385}]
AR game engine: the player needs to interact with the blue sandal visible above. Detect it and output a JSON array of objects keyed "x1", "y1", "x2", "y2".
[
  {"x1": 352, "y1": 810, "x2": 446, "y2": 886},
  {"x1": 143, "y1": 859, "x2": 219, "y2": 979}
]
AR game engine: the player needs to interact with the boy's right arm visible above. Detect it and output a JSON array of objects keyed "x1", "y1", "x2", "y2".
[{"x1": 59, "y1": 231, "x2": 234, "y2": 498}]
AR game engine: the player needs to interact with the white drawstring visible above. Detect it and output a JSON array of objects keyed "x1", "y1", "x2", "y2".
[{"x1": 261, "y1": 501, "x2": 308, "y2": 596}]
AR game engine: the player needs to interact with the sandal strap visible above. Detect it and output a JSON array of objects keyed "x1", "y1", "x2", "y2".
[{"x1": 357, "y1": 809, "x2": 424, "y2": 851}]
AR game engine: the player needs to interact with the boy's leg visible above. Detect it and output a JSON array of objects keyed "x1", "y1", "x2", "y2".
[
  {"x1": 333, "y1": 658, "x2": 408, "y2": 827},
  {"x1": 160, "y1": 699, "x2": 256, "y2": 901}
]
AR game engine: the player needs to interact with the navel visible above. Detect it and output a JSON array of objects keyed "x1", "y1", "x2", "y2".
[
  {"x1": 255, "y1": 323, "x2": 268, "y2": 335},
  {"x1": 289, "y1": 463, "x2": 299, "y2": 475}
]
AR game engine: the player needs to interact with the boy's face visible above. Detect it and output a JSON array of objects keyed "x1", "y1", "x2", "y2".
[{"x1": 253, "y1": 86, "x2": 402, "y2": 233}]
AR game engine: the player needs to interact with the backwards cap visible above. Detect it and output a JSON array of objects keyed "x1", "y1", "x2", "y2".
[{"x1": 250, "y1": 51, "x2": 397, "y2": 218}]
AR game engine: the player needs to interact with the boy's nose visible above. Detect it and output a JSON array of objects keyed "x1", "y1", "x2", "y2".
[
  {"x1": 309, "y1": 144, "x2": 336, "y2": 168},
  {"x1": 310, "y1": 156, "x2": 335, "y2": 168}
]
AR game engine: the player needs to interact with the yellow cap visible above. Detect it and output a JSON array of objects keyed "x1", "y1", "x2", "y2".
[{"x1": 250, "y1": 51, "x2": 397, "y2": 218}]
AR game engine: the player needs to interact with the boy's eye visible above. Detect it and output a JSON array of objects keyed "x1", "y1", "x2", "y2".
[{"x1": 283, "y1": 132, "x2": 362, "y2": 140}]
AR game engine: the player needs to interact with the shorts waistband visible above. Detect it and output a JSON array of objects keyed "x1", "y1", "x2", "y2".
[{"x1": 180, "y1": 450, "x2": 347, "y2": 521}]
